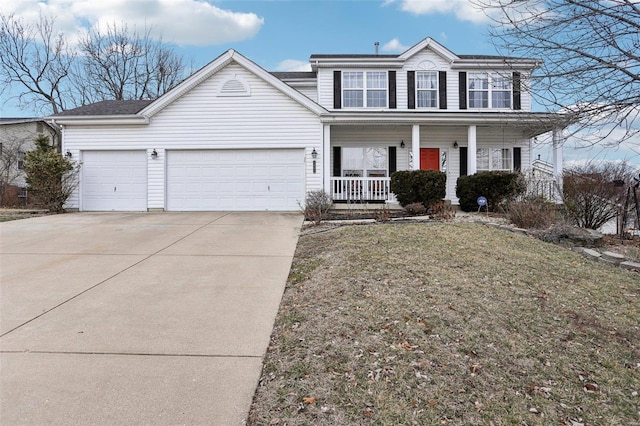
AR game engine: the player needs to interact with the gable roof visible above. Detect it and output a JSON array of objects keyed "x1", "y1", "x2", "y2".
[
  {"x1": 51, "y1": 50, "x2": 326, "y2": 125},
  {"x1": 140, "y1": 49, "x2": 326, "y2": 117},
  {"x1": 310, "y1": 36, "x2": 539, "y2": 69}
]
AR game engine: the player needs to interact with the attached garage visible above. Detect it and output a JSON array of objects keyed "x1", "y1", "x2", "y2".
[
  {"x1": 81, "y1": 151, "x2": 147, "y2": 211},
  {"x1": 166, "y1": 149, "x2": 304, "y2": 211}
]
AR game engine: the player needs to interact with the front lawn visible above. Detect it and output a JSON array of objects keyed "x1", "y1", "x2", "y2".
[{"x1": 248, "y1": 223, "x2": 640, "y2": 425}]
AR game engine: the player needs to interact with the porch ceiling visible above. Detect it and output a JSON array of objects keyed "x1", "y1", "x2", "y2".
[{"x1": 320, "y1": 111, "x2": 574, "y2": 138}]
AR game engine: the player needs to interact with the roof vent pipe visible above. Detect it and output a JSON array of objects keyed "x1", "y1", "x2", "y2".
[{"x1": 374, "y1": 41, "x2": 379, "y2": 55}]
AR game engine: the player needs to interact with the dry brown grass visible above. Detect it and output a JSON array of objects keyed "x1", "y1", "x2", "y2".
[{"x1": 248, "y1": 223, "x2": 640, "y2": 426}]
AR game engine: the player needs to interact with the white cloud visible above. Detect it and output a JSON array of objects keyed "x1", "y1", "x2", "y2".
[
  {"x1": 381, "y1": 38, "x2": 408, "y2": 53},
  {"x1": 275, "y1": 59, "x2": 311, "y2": 72},
  {"x1": 0, "y1": 0, "x2": 264, "y2": 46},
  {"x1": 399, "y1": 0, "x2": 489, "y2": 23}
]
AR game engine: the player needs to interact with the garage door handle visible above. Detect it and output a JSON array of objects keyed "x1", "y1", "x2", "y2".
[
  {"x1": 268, "y1": 185, "x2": 270, "y2": 191},
  {"x1": 114, "y1": 186, "x2": 116, "y2": 192}
]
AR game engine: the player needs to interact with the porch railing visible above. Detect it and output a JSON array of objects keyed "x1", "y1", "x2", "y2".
[
  {"x1": 527, "y1": 178, "x2": 559, "y2": 201},
  {"x1": 330, "y1": 177, "x2": 396, "y2": 203}
]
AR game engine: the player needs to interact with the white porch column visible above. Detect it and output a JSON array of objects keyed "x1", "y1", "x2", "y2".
[
  {"x1": 411, "y1": 124, "x2": 420, "y2": 170},
  {"x1": 323, "y1": 124, "x2": 331, "y2": 193},
  {"x1": 552, "y1": 128, "x2": 564, "y2": 204},
  {"x1": 467, "y1": 125, "x2": 477, "y2": 175}
]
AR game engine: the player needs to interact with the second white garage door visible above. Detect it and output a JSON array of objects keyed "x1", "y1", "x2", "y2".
[{"x1": 166, "y1": 149, "x2": 304, "y2": 211}]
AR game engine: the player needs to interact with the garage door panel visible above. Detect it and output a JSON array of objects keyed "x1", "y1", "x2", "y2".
[
  {"x1": 82, "y1": 151, "x2": 147, "y2": 211},
  {"x1": 167, "y1": 149, "x2": 304, "y2": 211}
]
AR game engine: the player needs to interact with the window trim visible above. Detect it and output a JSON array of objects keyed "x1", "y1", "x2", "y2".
[
  {"x1": 341, "y1": 146, "x2": 389, "y2": 177},
  {"x1": 415, "y1": 71, "x2": 439, "y2": 109},
  {"x1": 467, "y1": 72, "x2": 512, "y2": 110},
  {"x1": 342, "y1": 71, "x2": 388, "y2": 109},
  {"x1": 476, "y1": 147, "x2": 512, "y2": 171}
]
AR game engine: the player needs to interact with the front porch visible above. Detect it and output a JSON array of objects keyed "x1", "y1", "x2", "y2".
[{"x1": 321, "y1": 121, "x2": 566, "y2": 205}]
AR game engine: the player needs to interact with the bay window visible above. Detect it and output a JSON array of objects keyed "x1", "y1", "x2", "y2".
[{"x1": 343, "y1": 72, "x2": 387, "y2": 108}]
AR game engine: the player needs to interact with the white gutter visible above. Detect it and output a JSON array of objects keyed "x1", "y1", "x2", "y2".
[{"x1": 51, "y1": 115, "x2": 150, "y2": 126}]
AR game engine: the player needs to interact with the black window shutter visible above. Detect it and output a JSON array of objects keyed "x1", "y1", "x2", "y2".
[
  {"x1": 460, "y1": 147, "x2": 468, "y2": 176},
  {"x1": 388, "y1": 147, "x2": 397, "y2": 175},
  {"x1": 333, "y1": 146, "x2": 341, "y2": 177},
  {"x1": 438, "y1": 71, "x2": 447, "y2": 109},
  {"x1": 333, "y1": 71, "x2": 342, "y2": 109},
  {"x1": 513, "y1": 147, "x2": 522, "y2": 171},
  {"x1": 512, "y1": 71, "x2": 521, "y2": 110},
  {"x1": 458, "y1": 72, "x2": 467, "y2": 110},
  {"x1": 407, "y1": 71, "x2": 416, "y2": 109},
  {"x1": 388, "y1": 71, "x2": 396, "y2": 109}
]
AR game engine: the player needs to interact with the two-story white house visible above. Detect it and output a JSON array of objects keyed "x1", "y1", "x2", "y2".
[{"x1": 52, "y1": 37, "x2": 568, "y2": 211}]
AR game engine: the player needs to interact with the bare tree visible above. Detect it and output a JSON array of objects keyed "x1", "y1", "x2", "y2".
[
  {"x1": 0, "y1": 13, "x2": 75, "y2": 115},
  {"x1": 72, "y1": 22, "x2": 188, "y2": 104},
  {"x1": 476, "y1": 0, "x2": 640, "y2": 146},
  {"x1": 0, "y1": 14, "x2": 189, "y2": 114},
  {"x1": 563, "y1": 162, "x2": 636, "y2": 229}
]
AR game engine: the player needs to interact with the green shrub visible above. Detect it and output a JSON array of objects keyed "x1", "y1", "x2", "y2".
[
  {"x1": 456, "y1": 171, "x2": 525, "y2": 212},
  {"x1": 390, "y1": 170, "x2": 446, "y2": 208},
  {"x1": 24, "y1": 135, "x2": 80, "y2": 213}
]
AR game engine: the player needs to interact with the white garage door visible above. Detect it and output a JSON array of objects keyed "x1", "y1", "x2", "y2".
[
  {"x1": 82, "y1": 151, "x2": 147, "y2": 211},
  {"x1": 167, "y1": 149, "x2": 304, "y2": 211}
]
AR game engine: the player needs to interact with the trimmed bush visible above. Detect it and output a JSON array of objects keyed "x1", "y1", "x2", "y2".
[
  {"x1": 456, "y1": 171, "x2": 525, "y2": 212},
  {"x1": 390, "y1": 170, "x2": 446, "y2": 208}
]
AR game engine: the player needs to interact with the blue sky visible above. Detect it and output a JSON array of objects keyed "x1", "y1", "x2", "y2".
[{"x1": 1, "y1": 0, "x2": 638, "y2": 165}]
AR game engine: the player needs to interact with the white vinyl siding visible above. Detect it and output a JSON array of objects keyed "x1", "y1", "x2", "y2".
[{"x1": 62, "y1": 63, "x2": 322, "y2": 210}]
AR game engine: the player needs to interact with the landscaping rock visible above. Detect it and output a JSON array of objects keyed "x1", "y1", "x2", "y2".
[
  {"x1": 531, "y1": 225, "x2": 604, "y2": 248},
  {"x1": 620, "y1": 261, "x2": 640, "y2": 272},
  {"x1": 575, "y1": 247, "x2": 602, "y2": 261},
  {"x1": 601, "y1": 251, "x2": 626, "y2": 264}
]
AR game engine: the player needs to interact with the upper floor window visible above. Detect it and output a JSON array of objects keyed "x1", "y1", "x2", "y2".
[
  {"x1": 468, "y1": 72, "x2": 511, "y2": 109},
  {"x1": 17, "y1": 151, "x2": 26, "y2": 170},
  {"x1": 343, "y1": 71, "x2": 387, "y2": 108},
  {"x1": 416, "y1": 71, "x2": 438, "y2": 108}
]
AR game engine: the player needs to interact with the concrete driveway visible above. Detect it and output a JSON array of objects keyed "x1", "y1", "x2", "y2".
[{"x1": 0, "y1": 212, "x2": 302, "y2": 425}]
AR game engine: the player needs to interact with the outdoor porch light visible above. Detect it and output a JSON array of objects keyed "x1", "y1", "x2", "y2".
[
  {"x1": 151, "y1": 149, "x2": 158, "y2": 159},
  {"x1": 400, "y1": 140, "x2": 405, "y2": 148},
  {"x1": 311, "y1": 148, "x2": 318, "y2": 159},
  {"x1": 453, "y1": 141, "x2": 459, "y2": 149},
  {"x1": 65, "y1": 150, "x2": 72, "y2": 158}
]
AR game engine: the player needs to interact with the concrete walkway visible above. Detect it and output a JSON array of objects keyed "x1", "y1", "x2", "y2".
[{"x1": 0, "y1": 212, "x2": 302, "y2": 425}]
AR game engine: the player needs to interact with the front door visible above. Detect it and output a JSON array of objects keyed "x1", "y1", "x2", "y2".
[{"x1": 420, "y1": 148, "x2": 440, "y2": 171}]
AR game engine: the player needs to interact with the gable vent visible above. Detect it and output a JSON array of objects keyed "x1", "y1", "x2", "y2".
[{"x1": 217, "y1": 74, "x2": 251, "y2": 97}]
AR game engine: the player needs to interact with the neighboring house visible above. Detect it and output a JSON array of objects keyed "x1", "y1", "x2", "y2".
[
  {"x1": 0, "y1": 118, "x2": 57, "y2": 206},
  {"x1": 51, "y1": 37, "x2": 569, "y2": 212}
]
